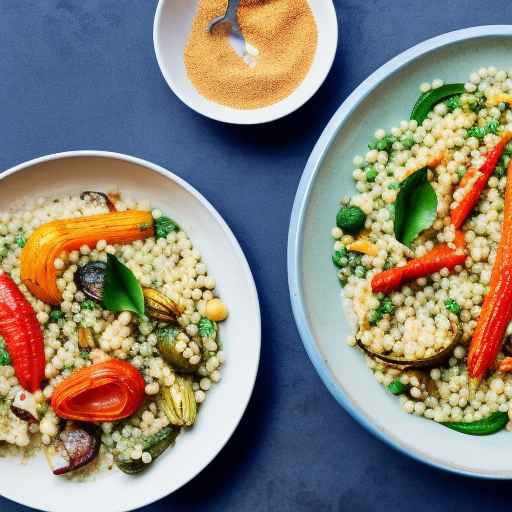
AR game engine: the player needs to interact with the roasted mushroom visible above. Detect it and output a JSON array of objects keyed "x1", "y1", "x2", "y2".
[
  {"x1": 10, "y1": 389, "x2": 38, "y2": 423},
  {"x1": 46, "y1": 422, "x2": 101, "y2": 475},
  {"x1": 74, "y1": 261, "x2": 107, "y2": 301},
  {"x1": 357, "y1": 319, "x2": 461, "y2": 370}
]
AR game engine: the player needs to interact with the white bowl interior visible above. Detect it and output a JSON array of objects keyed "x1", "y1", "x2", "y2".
[
  {"x1": 295, "y1": 31, "x2": 512, "y2": 477},
  {"x1": 153, "y1": 0, "x2": 338, "y2": 124},
  {"x1": 0, "y1": 153, "x2": 260, "y2": 511}
]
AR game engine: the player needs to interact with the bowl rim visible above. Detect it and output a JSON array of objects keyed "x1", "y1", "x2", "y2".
[
  {"x1": 0, "y1": 150, "x2": 261, "y2": 510},
  {"x1": 152, "y1": 0, "x2": 339, "y2": 125},
  {"x1": 287, "y1": 25, "x2": 512, "y2": 480}
]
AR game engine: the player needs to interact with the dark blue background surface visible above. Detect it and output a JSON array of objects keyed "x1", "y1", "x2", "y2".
[{"x1": 1, "y1": 1, "x2": 512, "y2": 511}]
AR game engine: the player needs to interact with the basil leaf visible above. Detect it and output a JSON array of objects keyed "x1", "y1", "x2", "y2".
[
  {"x1": 102, "y1": 254, "x2": 145, "y2": 317},
  {"x1": 394, "y1": 167, "x2": 437, "y2": 247}
]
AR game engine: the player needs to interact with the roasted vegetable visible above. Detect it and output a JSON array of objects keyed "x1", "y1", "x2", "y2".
[
  {"x1": 451, "y1": 132, "x2": 512, "y2": 229},
  {"x1": 0, "y1": 271, "x2": 45, "y2": 392},
  {"x1": 20, "y1": 210, "x2": 154, "y2": 305},
  {"x1": 161, "y1": 376, "x2": 197, "y2": 427},
  {"x1": 441, "y1": 411, "x2": 508, "y2": 436},
  {"x1": 78, "y1": 326, "x2": 95, "y2": 349},
  {"x1": 10, "y1": 389, "x2": 38, "y2": 422},
  {"x1": 51, "y1": 360, "x2": 145, "y2": 422},
  {"x1": 75, "y1": 261, "x2": 107, "y2": 301},
  {"x1": 371, "y1": 231, "x2": 466, "y2": 294},
  {"x1": 115, "y1": 426, "x2": 179, "y2": 474},
  {"x1": 358, "y1": 319, "x2": 461, "y2": 369},
  {"x1": 468, "y1": 158, "x2": 512, "y2": 387},
  {"x1": 336, "y1": 205, "x2": 366, "y2": 235},
  {"x1": 46, "y1": 422, "x2": 101, "y2": 475},
  {"x1": 157, "y1": 326, "x2": 199, "y2": 373},
  {"x1": 143, "y1": 287, "x2": 183, "y2": 322}
]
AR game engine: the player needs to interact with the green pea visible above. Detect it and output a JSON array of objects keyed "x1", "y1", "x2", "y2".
[
  {"x1": 365, "y1": 166, "x2": 378, "y2": 183},
  {"x1": 387, "y1": 379, "x2": 406, "y2": 395}
]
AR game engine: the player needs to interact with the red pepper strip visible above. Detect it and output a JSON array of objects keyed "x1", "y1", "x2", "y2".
[
  {"x1": 51, "y1": 359, "x2": 145, "y2": 422},
  {"x1": 371, "y1": 231, "x2": 466, "y2": 294},
  {"x1": 451, "y1": 132, "x2": 512, "y2": 229},
  {"x1": 468, "y1": 266, "x2": 512, "y2": 384},
  {"x1": 0, "y1": 272, "x2": 45, "y2": 392},
  {"x1": 498, "y1": 357, "x2": 512, "y2": 373}
]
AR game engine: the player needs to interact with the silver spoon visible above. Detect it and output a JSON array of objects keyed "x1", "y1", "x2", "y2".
[{"x1": 207, "y1": 0, "x2": 242, "y2": 36}]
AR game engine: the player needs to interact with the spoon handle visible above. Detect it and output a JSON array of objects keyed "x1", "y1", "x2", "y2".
[{"x1": 226, "y1": 0, "x2": 241, "y2": 21}]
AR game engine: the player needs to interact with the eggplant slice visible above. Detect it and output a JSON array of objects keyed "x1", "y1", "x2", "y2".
[
  {"x1": 357, "y1": 319, "x2": 461, "y2": 369},
  {"x1": 74, "y1": 261, "x2": 107, "y2": 301},
  {"x1": 47, "y1": 422, "x2": 101, "y2": 475}
]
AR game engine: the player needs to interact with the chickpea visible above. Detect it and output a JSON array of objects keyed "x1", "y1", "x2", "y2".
[{"x1": 205, "y1": 298, "x2": 229, "y2": 322}]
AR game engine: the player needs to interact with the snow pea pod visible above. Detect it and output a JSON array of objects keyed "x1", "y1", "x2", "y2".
[
  {"x1": 410, "y1": 84, "x2": 465, "y2": 124},
  {"x1": 442, "y1": 411, "x2": 508, "y2": 436}
]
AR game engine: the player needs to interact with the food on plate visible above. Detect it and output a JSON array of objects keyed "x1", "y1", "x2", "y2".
[
  {"x1": 0, "y1": 191, "x2": 228, "y2": 476},
  {"x1": 331, "y1": 67, "x2": 512, "y2": 434}
]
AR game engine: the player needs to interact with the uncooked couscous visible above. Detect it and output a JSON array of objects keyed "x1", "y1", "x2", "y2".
[
  {"x1": 0, "y1": 190, "x2": 227, "y2": 476},
  {"x1": 332, "y1": 67, "x2": 512, "y2": 435}
]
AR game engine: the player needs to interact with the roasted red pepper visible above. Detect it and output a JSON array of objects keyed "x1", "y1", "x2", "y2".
[
  {"x1": 451, "y1": 132, "x2": 512, "y2": 229},
  {"x1": 371, "y1": 231, "x2": 466, "y2": 294},
  {"x1": 51, "y1": 359, "x2": 145, "y2": 422},
  {"x1": 468, "y1": 158, "x2": 512, "y2": 386},
  {"x1": 0, "y1": 271, "x2": 45, "y2": 392}
]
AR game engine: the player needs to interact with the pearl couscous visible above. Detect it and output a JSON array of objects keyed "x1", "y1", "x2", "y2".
[
  {"x1": 0, "y1": 191, "x2": 228, "y2": 476},
  {"x1": 332, "y1": 67, "x2": 512, "y2": 433}
]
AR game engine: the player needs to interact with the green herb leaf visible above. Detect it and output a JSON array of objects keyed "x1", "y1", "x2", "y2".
[
  {"x1": 387, "y1": 379, "x2": 406, "y2": 395},
  {"x1": 198, "y1": 317, "x2": 216, "y2": 338},
  {"x1": 81, "y1": 299, "x2": 96, "y2": 311},
  {"x1": 444, "y1": 298, "x2": 461, "y2": 315},
  {"x1": 102, "y1": 254, "x2": 145, "y2": 317},
  {"x1": 155, "y1": 216, "x2": 180, "y2": 239},
  {"x1": 0, "y1": 338, "x2": 10, "y2": 366},
  {"x1": 394, "y1": 167, "x2": 438, "y2": 247},
  {"x1": 410, "y1": 83, "x2": 465, "y2": 124},
  {"x1": 442, "y1": 411, "x2": 508, "y2": 436},
  {"x1": 15, "y1": 232, "x2": 26, "y2": 248}
]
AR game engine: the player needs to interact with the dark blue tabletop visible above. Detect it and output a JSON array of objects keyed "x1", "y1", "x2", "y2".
[{"x1": 2, "y1": 1, "x2": 512, "y2": 511}]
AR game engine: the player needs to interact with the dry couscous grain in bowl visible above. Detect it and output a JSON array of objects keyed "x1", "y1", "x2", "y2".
[
  {"x1": 331, "y1": 67, "x2": 512, "y2": 436},
  {"x1": 0, "y1": 190, "x2": 228, "y2": 477}
]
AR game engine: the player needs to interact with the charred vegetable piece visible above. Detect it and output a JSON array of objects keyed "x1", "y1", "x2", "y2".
[
  {"x1": 20, "y1": 210, "x2": 154, "y2": 305},
  {"x1": 143, "y1": 287, "x2": 183, "y2": 322},
  {"x1": 10, "y1": 389, "x2": 38, "y2": 422},
  {"x1": 80, "y1": 191, "x2": 117, "y2": 212},
  {"x1": 47, "y1": 422, "x2": 101, "y2": 475},
  {"x1": 441, "y1": 411, "x2": 508, "y2": 436},
  {"x1": 78, "y1": 326, "x2": 95, "y2": 349},
  {"x1": 51, "y1": 360, "x2": 145, "y2": 422},
  {"x1": 410, "y1": 83, "x2": 465, "y2": 124},
  {"x1": 116, "y1": 426, "x2": 179, "y2": 474},
  {"x1": 75, "y1": 261, "x2": 107, "y2": 301},
  {"x1": 358, "y1": 320, "x2": 461, "y2": 369},
  {"x1": 157, "y1": 327, "x2": 199, "y2": 373},
  {"x1": 161, "y1": 376, "x2": 197, "y2": 427},
  {"x1": 0, "y1": 272, "x2": 45, "y2": 392}
]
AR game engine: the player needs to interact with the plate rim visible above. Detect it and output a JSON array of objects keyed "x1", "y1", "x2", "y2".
[
  {"x1": 0, "y1": 150, "x2": 262, "y2": 510},
  {"x1": 287, "y1": 25, "x2": 512, "y2": 480}
]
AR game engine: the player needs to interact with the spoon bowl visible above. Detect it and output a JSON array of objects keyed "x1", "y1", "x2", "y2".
[{"x1": 153, "y1": 0, "x2": 338, "y2": 124}]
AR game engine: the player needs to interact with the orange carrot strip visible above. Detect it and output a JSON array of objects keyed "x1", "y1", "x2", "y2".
[
  {"x1": 451, "y1": 132, "x2": 512, "y2": 229},
  {"x1": 371, "y1": 231, "x2": 466, "y2": 294},
  {"x1": 498, "y1": 357, "x2": 512, "y2": 373}
]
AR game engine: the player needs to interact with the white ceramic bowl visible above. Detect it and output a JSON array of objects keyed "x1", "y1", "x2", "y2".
[
  {"x1": 0, "y1": 151, "x2": 261, "y2": 511},
  {"x1": 288, "y1": 25, "x2": 512, "y2": 478},
  {"x1": 153, "y1": 0, "x2": 338, "y2": 124}
]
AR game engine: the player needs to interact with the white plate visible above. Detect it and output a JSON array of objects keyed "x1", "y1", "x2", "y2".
[
  {"x1": 288, "y1": 25, "x2": 512, "y2": 478},
  {"x1": 0, "y1": 151, "x2": 261, "y2": 511},
  {"x1": 153, "y1": 0, "x2": 338, "y2": 124}
]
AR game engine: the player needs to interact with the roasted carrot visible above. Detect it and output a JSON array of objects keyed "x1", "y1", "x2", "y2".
[
  {"x1": 451, "y1": 132, "x2": 512, "y2": 229},
  {"x1": 498, "y1": 357, "x2": 512, "y2": 373},
  {"x1": 468, "y1": 156, "x2": 512, "y2": 386},
  {"x1": 371, "y1": 231, "x2": 466, "y2": 294}
]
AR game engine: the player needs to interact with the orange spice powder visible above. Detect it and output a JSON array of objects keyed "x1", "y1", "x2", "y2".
[{"x1": 184, "y1": 0, "x2": 318, "y2": 110}]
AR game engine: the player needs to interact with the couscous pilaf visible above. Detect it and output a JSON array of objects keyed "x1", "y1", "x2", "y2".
[
  {"x1": 0, "y1": 191, "x2": 227, "y2": 475},
  {"x1": 332, "y1": 67, "x2": 512, "y2": 435}
]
